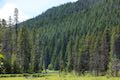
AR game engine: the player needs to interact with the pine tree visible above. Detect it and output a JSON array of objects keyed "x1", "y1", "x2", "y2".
[
  {"x1": 66, "y1": 37, "x2": 73, "y2": 72},
  {"x1": 18, "y1": 27, "x2": 31, "y2": 73}
]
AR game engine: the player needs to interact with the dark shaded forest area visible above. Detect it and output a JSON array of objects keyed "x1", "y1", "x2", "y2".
[{"x1": 0, "y1": 0, "x2": 120, "y2": 76}]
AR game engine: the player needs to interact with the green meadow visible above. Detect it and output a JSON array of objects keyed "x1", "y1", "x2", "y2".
[{"x1": 0, "y1": 73, "x2": 119, "y2": 80}]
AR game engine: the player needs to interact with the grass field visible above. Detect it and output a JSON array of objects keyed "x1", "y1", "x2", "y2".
[{"x1": 0, "y1": 73, "x2": 120, "y2": 80}]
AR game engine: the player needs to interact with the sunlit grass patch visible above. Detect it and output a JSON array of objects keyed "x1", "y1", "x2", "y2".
[{"x1": 0, "y1": 73, "x2": 120, "y2": 80}]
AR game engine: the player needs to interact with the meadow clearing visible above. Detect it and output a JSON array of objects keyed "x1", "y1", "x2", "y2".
[{"x1": 0, "y1": 73, "x2": 119, "y2": 80}]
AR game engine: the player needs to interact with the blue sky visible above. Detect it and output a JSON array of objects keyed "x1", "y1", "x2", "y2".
[
  {"x1": 0, "y1": 0, "x2": 77, "y2": 22},
  {"x1": 0, "y1": 0, "x2": 4, "y2": 7}
]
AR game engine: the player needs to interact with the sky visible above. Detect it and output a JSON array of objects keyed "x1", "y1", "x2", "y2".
[{"x1": 0, "y1": 0, "x2": 77, "y2": 22}]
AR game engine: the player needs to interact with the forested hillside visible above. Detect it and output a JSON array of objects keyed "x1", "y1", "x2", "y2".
[{"x1": 0, "y1": 0, "x2": 120, "y2": 76}]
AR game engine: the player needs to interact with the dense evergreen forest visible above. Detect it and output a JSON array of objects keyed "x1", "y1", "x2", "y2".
[{"x1": 0, "y1": 0, "x2": 120, "y2": 76}]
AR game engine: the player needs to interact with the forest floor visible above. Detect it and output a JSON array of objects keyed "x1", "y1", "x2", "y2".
[{"x1": 0, "y1": 73, "x2": 120, "y2": 80}]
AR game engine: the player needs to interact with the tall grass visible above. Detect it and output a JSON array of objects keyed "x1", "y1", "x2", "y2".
[{"x1": 0, "y1": 73, "x2": 119, "y2": 80}]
